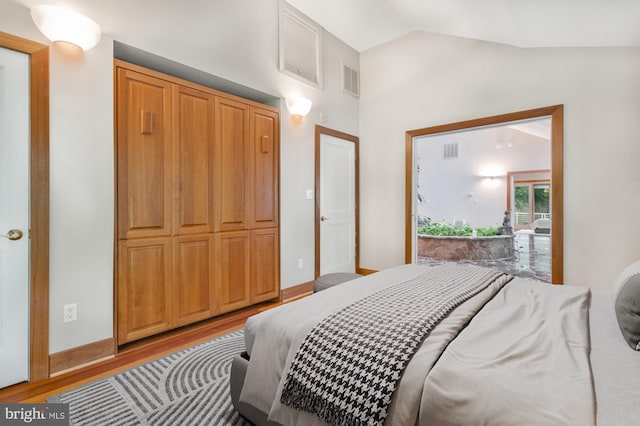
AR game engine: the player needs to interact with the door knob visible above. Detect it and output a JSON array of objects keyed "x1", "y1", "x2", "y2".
[
  {"x1": 1, "y1": 229, "x2": 24, "y2": 241},
  {"x1": 320, "y1": 216, "x2": 328, "y2": 222}
]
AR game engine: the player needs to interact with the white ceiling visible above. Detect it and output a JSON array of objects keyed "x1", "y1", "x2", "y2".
[
  {"x1": 10, "y1": 0, "x2": 640, "y2": 53},
  {"x1": 508, "y1": 118, "x2": 551, "y2": 141},
  {"x1": 287, "y1": 0, "x2": 640, "y2": 51}
]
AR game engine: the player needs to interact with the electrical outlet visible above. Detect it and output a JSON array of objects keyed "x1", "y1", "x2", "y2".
[
  {"x1": 63, "y1": 303, "x2": 77, "y2": 323},
  {"x1": 297, "y1": 258, "x2": 304, "y2": 270}
]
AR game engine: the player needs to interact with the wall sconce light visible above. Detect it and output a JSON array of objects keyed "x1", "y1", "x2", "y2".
[
  {"x1": 285, "y1": 96, "x2": 312, "y2": 123},
  {"x1": 31, "y1": 5, "x2": 102, "y2": 50},
  {"x1": 479, "y1": 166, "x2": 506, "y2": 180}
]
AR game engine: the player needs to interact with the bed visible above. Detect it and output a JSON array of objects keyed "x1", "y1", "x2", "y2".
[{"x1": 230, "y1": 263, "x2": 640, "y2": 426}]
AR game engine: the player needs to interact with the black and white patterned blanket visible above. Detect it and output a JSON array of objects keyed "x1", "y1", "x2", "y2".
[{"x1": 280, "y1": 264, "x2": 511, "y2": 426}]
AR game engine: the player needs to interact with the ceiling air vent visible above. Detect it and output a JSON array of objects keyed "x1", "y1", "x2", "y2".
[
  {"x1": 443, "y1": 142, "x2": 459, "y2": 160},
  {"x1": 342, "y1": 64, "x2": 359, "y2": 98}
]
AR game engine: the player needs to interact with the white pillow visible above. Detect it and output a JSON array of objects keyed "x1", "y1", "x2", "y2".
[{"x1": 612, "y1": 261, "x2": 640, "y2": 351}]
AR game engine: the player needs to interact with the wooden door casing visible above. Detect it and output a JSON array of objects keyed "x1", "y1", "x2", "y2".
[{"x1": 0, "y1": 30, "x2": 50, "y2": 384}]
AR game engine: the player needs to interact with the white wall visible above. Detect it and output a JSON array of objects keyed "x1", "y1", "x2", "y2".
[
  {"x1": 280, "y1": 28, "x2": 360, "y2": 288},
  {"x1": 48, "y1": 41, "x2": 116, "y2": 353},
  {"x1": 1, "y1": 0, "x2": 115, "y2": 355},
  {"x1": 360, "y1": 31, "x2": 640, "y2": 290},
  {"x1": 0, "y1": 0, "x2": 359, "y2": 353},
  {"x1": 416, "y1": 126, "x2": 550, "y2": 228}
]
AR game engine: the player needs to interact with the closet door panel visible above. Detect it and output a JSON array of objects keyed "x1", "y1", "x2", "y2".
[
  {"x1": 117, "y1": 69, "x2": 172, "y2": 239},
  {"x1": 214, "y1": 98, "x2": 250, "y2": 232},
  {"x1": 118, "y1": 238, "x2": 173, "y2": 344},
  {"x1": 174, "y1": 86, "x2": 215, "y2": 235},
  {"x1": 250, "y1": 108, "x2": 279, "y2": 229},
  {"x1": 250, "y1": 228, "x2": 280, "y2": 303},
  {"x1": 173, "y1": 235, "x2": 217, "y2": 326},
  {"x1": 215, "y1": 231, "x2": 251, "y2": 313}
]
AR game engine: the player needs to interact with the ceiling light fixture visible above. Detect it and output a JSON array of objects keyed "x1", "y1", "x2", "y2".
[
  {"x1": 285, "y1": 96, "x2": 312, "y2": 123},
  {"x1": 31, "y1": 5, "x2": 102, "y2": 50}
]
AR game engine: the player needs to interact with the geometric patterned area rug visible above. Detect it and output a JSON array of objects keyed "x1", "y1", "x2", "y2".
[{"x1": 48, "y1": 329, "x2": 250, "y2": 426}]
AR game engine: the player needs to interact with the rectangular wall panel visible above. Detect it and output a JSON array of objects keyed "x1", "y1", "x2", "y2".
[
  {"x1": 118, "y1": 238, "x2": 172, "y2": 344},
  {"x1": 215, "y1": 231, "x2": 250, "y2": 313},
  {"x1": 251, "y1": 108, "x2": 279, "y2": 228},
  {"x1": 173, "y1": 235, "x2": 216, "y2": 325},
  {"x1": 251, "y1": 228, "x2": 280, "y2": 303},
  {"x1": 214, "y1": 98, "x2": 250, "y2": 231},
  {"x1": 117, "y1": 69, "x2": 172, "y2": 239},
  {"x1": 174, "y1": 86, "x2": 215, "y2": 234}
]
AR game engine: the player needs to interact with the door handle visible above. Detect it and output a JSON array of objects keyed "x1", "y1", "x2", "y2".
[
  {"x1": 1, "y1": 229, "x2": 24, "y2": 241},
  {"x1": 320, "y1": 216, "x2": 328, "y2": 222}
]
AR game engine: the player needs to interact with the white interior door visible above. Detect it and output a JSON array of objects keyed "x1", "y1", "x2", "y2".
[
  {"x1": 319, "y1": 134, "x2": 355, "y2": 274},
  {"x1": 0, "y1": 47, "x2": 30, "y2": 387}
]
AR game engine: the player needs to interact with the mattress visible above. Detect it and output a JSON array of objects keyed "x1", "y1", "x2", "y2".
[
  {"x1": 238, "y1": 267, "x2": 640, "y2": 425},
  {"x1": 589, "y1": 290, "x2": 640, "y2": 425}
]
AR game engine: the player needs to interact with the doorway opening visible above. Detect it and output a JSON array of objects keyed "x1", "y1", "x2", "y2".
[
  {"x1": 0, "y1": 32, "x2": 50, "y2": 384},
  {"x1": 405, "y1": 105, "x2": 563, "y2": 284},
  {"x1": 314, "y1": 126, "x2": 360, "y2": 278},
  {"x1": 508, "y1": 170, "x2": 551, "y2": 231}
]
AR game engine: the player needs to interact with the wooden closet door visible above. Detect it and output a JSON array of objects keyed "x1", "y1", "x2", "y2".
[
  {"x1": 251, "y1": 228, "x2": 280, "y2": 303},
  {"x1": 173, "y1": 86, "x2": 215, "y2": 235},
  {"x1": 215, "y1": 231, "x2": 250, "y2": 313},
  {"x1": 173, "y1": 235, "x2": 217, "y2": 326},
  {"x1": 250, "y1": 108, "x2": 279, "y2": 229},
  {"x1": 118, "y1": 238, "x2": 173, "y2": 344},
  {"x1": 116, "y1": 61, "x2": 282, "y2": 344},
  {"x1": 214, "y1": 97, "x2": 251, "y2": 232},
  {"x1": 117, "y1": 69, "x2": 172, "y2": 239}
]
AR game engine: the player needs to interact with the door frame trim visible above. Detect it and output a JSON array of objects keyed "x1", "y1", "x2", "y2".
[
  {"x1": 0, "y1": 32, "x2": 50, "y2": 382},
  {"x1": 314, "y1": 126, "x2": 360, "y2": 278},
  {"x1": 405, "y1": 105, "x2": 563, "y2": 284}
]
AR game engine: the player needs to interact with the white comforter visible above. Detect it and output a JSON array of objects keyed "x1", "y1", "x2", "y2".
[{"x1": 239, "y1": 264, "x2": 594, "y2": 425}]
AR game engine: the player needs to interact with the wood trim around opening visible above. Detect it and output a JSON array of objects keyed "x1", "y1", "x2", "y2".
[
  {"x1": 0, "y1": 32, "x2": 50, "y2": 382},
  {"x1": 314, "y1": 126, "x2": 360, "y2": 279},
  {"x1": 550, "y1": 106, "x2": 564, "y2": 284},
  {"x1": 405, "y1": 105, "x2": 564, "y2": 284}
]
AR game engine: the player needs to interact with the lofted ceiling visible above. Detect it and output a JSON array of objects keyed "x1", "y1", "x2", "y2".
[
  {"x1": 9, "y1": 0, "x2": 640, "y2": 54},
  {"x1": 286, "y1": 0, "x2": 640, "y2": 51}
]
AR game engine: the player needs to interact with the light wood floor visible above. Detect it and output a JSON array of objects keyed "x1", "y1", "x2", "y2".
[{"x1": 0, "y1": 299, "x2": 287, "y2": 403}]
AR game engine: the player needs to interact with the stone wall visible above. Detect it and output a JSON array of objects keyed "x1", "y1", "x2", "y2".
[{"x1": 417, "y1": 235, "x2": 515, "y2": 261}]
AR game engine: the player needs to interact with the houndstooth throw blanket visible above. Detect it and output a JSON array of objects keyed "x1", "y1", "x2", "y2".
[{"x1": 280, "y1": 264, "x2": 511, "y2": 426}]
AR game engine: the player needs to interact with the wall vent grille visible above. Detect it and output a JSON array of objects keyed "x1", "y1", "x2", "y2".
[
  {"x1": 342, "y1": 64, "x2": 359, "y2": 97},
  {"x1": 443, "y1": 143, "x2": 459, "y2": 159}
]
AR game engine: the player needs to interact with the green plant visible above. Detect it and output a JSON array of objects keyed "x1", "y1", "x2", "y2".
[
  {"x1": 476, "y1": 226, "x2": 500, "y2": 236},
  {"x1": 418, "y1": 221, "x2": 471, "y2": 236},
  {"x1": 417, "y1": 222, "x2": 500, "y2": 237}
]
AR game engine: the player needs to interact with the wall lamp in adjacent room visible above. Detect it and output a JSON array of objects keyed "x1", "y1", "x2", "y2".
[
  {"x1": 31, "y1": 5, "x2": 102, "y2": 50},
  {"x1": 285, "y1": 96, "x2": 312, "y2": 123}
]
